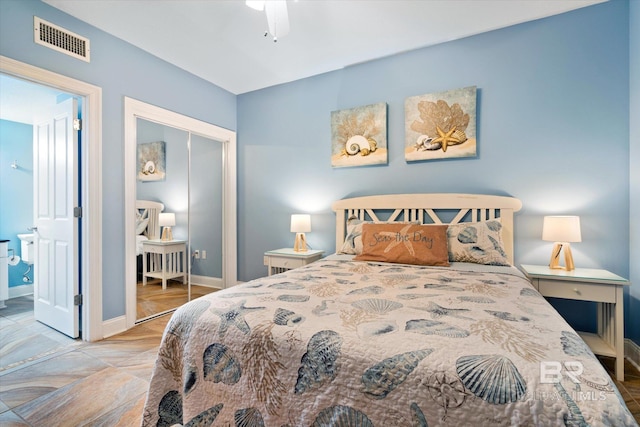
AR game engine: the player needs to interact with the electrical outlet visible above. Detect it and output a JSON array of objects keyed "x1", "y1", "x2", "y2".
[
  {"x1": 201, "y1": 250, "x2": 207, "y2": 259},
  {"x1": 193, "y1": 250, "x2": 200, "y2": 259}
]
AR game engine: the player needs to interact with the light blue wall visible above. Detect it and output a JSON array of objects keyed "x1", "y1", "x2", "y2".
[
  {"x1": 237, "y1": 1, "x2": 632, "y2": 337},
  {"x1": 136, "y1": 120, "x2": 189, "y2": 240},
  {"x1": 0, "y1": 0, "x2": 236, "y2": 319},
  {"x1": 190, "y1": 134, "x2": 223, "y2": 278},
  {"x1": 629, "y1": 0, "x2": 639, "y2": 345},
  {"x1": 0, "y1": 119, "x2": 33, "y2": 287}
]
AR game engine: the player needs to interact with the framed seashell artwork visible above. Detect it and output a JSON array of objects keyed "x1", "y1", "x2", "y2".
[
  {"x1": 137, "y1": 141, "x2": 166, "y2": 181},
  {"x1": 331, "y1": 102, "x2": 388, "y2": 168},
  {"x1": 405, "y1": 86, "x2": 477, "y2": 162}
]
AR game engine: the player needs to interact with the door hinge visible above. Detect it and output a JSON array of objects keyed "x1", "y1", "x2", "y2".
[
  {"x1": 74, "y1": 207, "x2": 82, "y2": 218},
  {"x1": 74, "y1": 294, "x2": 83, "y2": 306},
  {"x1": 73, "y1": 118, "x2": 82, "y2": 131}
]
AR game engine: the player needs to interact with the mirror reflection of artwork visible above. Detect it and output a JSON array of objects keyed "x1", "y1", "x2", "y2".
[
  {"x1": 331, "y1": 102, "x2": 387, "y2": 168},
  {"x1": 405, "y1": 86, "x2": 477, "y2": 162},
  {"x1": 137, "y1": 141, "x2": 166, "y2": 181}
]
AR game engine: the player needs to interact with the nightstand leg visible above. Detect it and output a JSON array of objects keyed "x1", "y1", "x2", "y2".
[
  {"x1": 615, "y1": 288, "x2": 624, "y2": 381},
  {"x1": 162, "y1": 252, "x2": 167, "y2": 290},
  {"x1": 182, "y1": 248, "x2": 187, "y2": 285},
  {"x1": 142, "y1": 252, "x2": 147, "y2": 286}
]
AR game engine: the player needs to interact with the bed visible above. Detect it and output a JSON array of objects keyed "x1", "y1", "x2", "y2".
[
  {"x1": 141, "y1": 194, "x2": 636, "y2": 426},
  {"x1": 136, "y1": 200, "x2": 164, "y2": 281}
]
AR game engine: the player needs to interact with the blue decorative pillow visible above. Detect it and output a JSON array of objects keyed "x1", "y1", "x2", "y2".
[{"x1": 447, "y1": 220, "x2": 510, "y2": 266}]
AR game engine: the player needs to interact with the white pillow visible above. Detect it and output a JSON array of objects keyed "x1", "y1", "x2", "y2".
[{"x1": 136, "y1": 213, "x2": 149, "y2": 235}]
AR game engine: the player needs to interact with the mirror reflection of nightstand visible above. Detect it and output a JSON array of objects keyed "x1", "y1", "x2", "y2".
[
  {"x1": 520, "y1": 264, "x2": 630, "y2": 381},
  {"x1": 263, "y1": 248, "x2": 324, "y2": 276},
  {"x1": 142, "y1": 239, "x2": 187, "y2": 290}
]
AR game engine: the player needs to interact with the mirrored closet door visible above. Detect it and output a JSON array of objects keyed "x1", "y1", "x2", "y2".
[
  {"x1": 134, "y1": 119, "x2": 223, "y2": 321},
  {"x1": 124, "y1": 97, "x2": 236, "y2": 328}
]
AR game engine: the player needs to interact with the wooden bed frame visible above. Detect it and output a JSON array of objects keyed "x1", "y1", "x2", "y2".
[
  {"x1": 136, "y1": 200, "x2": 164, "y2": 240},
  {"x1": 332, "y1": 193, "x2": 522, "y2": 264}
]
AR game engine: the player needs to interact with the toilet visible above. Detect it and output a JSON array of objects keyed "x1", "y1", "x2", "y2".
[{"x1": 17, "y1": 233, "x2": 34, "y2": 265}]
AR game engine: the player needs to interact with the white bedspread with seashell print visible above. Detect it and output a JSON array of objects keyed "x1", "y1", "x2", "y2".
[{"x1": 141, "y1": 260, "x2": 637, "y2": 427}]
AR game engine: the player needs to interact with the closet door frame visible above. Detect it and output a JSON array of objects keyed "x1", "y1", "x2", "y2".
[{"x1": 123, "y1": 97, "x2": 237, "y2": 329}]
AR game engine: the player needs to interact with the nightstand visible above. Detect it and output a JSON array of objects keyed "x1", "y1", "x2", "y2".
[
  {"x1": 263, "y1": 248, "x2": 324, "y2": 276},
  {"x1": 520, "y1": 264, "x2": 630, "y2": 381},
  {"x1": 142, "y1": 239, "x2": 187, "y2": 290}
]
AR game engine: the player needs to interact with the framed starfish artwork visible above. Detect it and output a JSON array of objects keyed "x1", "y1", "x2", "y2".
[{"x1": 404, "y1": 86, "x2": 477, "y2": 162}]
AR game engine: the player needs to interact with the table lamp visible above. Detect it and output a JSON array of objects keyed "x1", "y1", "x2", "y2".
[
  {"x1": 159, "y1": 212, "x2": 175, "y2": 241},
  {"x1": 291, "y1": 214, "x2": 311, "y2": 252},
  {"x1": 542, "y1": 215, "x2": 581, "y2": 271}
]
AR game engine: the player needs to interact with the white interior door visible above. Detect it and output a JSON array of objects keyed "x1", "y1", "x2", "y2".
[{"x1": 33, "y1": 97, "x2": 79, "y2": 338}]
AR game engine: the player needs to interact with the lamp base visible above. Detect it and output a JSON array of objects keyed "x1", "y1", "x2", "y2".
[
  {"x1": 549, "y1": 242, "x2": 575, "y2": 271},
  {"x1": 293, "y1": 232, "x2": 307, "y2": 252},
  {"x1": 161, "y1": 226, "x2": 173, "y2": 241}
]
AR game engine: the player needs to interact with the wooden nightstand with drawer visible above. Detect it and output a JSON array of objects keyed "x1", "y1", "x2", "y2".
[
  {"x1": 520, "y1": 264, "x2": 630, "y2": 381},
  {"x1": 264, "y1": 248, "x2": 324, "y2": 276}
]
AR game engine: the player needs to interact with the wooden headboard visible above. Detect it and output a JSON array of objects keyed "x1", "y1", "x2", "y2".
[
  {"x1": 331, "y1": 193, "x2": 523, "y2": 264},
  {"x1": 136, "y1": 200, "x2": 164, "y2": 240}
]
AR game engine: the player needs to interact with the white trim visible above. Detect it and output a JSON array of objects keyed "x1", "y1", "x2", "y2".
[
  {"x1": 8, "y1": 284, "x2": 34, "y2": 299},
  {"x1": 124, "y1": 97, "x2": 237, "y2": 330},
  {"x1": 0, "y1": 56, "x2": 103, "y2": 342},
  {"x1": 101, "y1": 315, "x2": 127, "y2": 339},
  {"x1": 190, "y1": 274, "x2": 223, "y2": 289}
]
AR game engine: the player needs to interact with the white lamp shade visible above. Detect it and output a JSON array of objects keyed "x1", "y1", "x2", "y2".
[
  {"x1": 542, "y1": 216, "x2": 581, "y2": 243},
  {"x1": 290, "y1": 214, "x2": 311, "y2": 233},
  {"x1": 159, "y1": 212, "x2": 176, "y2": 227}
]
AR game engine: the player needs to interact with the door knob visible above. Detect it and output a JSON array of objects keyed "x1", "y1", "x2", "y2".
[{"x1": 28, "y1": 226, "x2": 38, "y2": 232}]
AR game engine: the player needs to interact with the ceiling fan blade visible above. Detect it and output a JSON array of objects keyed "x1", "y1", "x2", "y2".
[
  {"x1": 246, "y1": 1, "x2": 265, "y2": 11},
  {"x1": 265, "y1": 1, "x2": 289, "y2": 39}
]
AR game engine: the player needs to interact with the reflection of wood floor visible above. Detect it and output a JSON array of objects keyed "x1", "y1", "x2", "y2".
[{"x1": 136, "y1": 279, "x2": 217, "y2": 320}]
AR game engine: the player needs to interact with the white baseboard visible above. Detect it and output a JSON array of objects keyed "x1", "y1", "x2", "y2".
[
  {"x1": 101, "y1": 315, "x2": 127, "y2": 339},
  {"x1": 625, "y1": 338, "x2": 640, "y2": 371},
  {"x1": 190, "y1": 274, "x2": 223, "y2": 289},
  {"x1": 8, "y1": 284, "x2": 34, "y2": 299}
]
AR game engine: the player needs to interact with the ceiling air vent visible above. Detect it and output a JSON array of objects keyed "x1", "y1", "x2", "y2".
[{"x1": 34, "y1": 17, "x2": 90, "y2": 62}]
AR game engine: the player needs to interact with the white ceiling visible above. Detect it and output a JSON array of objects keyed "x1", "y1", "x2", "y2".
[{"x1": 42, "y1": 0, "x2": 605, "y2": 95}]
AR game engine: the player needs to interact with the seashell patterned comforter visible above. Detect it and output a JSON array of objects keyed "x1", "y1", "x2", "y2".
[{"x1": 141, "y1": 259, "x2": 637, "y2": 426}]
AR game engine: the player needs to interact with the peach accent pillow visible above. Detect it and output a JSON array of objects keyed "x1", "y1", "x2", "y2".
[
  {"x1": 338, "y1": 217, "x2": 418, "y2": 255},
  {"x1": 354, "y1": 223, "x2": 450, "y2": 266}
]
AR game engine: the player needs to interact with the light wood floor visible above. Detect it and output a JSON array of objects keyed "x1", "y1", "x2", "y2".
[
  {"x1": 136, "y1": 278, "x2": 216, "y2": 320},
  {"x1": 1, "y1": 295, "x2": 639, "y2": 425}
]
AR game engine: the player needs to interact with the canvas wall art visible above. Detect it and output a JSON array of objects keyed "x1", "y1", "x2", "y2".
[
  {"x1": 331, "y1": 102, "x2": 387, "y2": 168},
  {"x1": 137, "y1": 141, "x2": 166, "y2": 182},
  {"x1": 405, "y1": 86, "x2": 477, "y2": 162}
]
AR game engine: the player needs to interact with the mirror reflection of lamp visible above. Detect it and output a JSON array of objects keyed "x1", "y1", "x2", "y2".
[
  {"x1": 542, "y1": 215, "x2": 581, "y2": 271},
  {"x1": 159, "y1": 212, "x2": 176, "y2": 241},
  {"x1": 291, "y1": 214, "x2": 311, "y2": 252}
]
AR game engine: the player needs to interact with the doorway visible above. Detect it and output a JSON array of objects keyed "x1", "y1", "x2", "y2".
[
  {"x1": 0, "y1": 55, "x2": 103, "y2": 341},
  {"x1": 124, "y1": 97, "x2": 237, "y2": 328}
]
